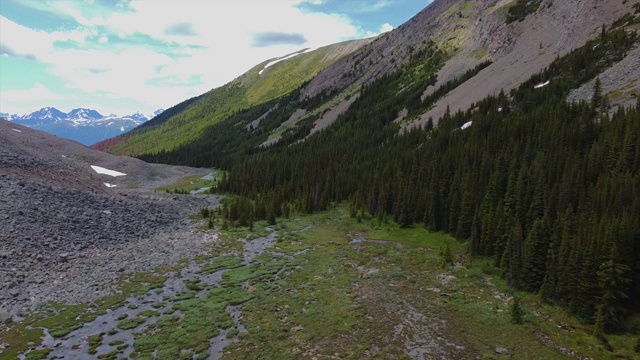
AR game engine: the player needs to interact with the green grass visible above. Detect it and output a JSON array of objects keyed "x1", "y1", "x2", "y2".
[
  {"x1": 107, "y1": 41, "x2": 359, "y2": 157},
  {"x1": 469, "y1": 47, "x2": 488, "y2": 60},
  {"x1": 155, "y1": 173, "x2": 218, "y2": 193}
]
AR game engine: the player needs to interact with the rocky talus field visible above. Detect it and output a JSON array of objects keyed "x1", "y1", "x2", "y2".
[{"x1": 0, "y1": 121, "x2": 218, "y2": 322}]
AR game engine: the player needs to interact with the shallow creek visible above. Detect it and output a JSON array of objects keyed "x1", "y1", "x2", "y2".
[{"x1": 19, "y1": 230, "x2": 279, "y2": 360}]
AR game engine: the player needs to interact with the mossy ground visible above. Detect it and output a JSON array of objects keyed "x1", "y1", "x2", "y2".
[
  {"x1": 6, "y1": 206, "x2": 639, "y2": 359},
  {"x1": 155, "y1": 173, "x2": 218, "y2": 193}
]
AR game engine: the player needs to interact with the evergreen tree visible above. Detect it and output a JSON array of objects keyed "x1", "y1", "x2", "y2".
[
  {"x1": 511, "y1": 296, "x2": 524, "y2": 324},
  {"x1": 594, "y1": 242, "x2": 631, "y2": 334},
  {"x1": 522, "y1": 218, "x2": 550, "y2": 292}
]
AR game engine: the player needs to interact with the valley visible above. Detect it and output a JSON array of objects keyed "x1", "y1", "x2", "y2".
[
  {"x1": 4, "y1": 198, "x2": 639, "y2": 359},
  {"x1": 2, "y1": 0, "x2": 640, "y2": 359}
]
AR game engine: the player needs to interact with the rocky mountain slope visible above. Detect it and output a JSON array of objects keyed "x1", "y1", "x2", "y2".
[
  {"x1": 411, "y1": 0, "x2": 638, "y2": 128},
  {"x1": 0, "y1": 119, "x2": 216, "y2": 321},
  {"x1": 98, "y1": 0, "x2": 639, "y2": 156},
  {"x1": 2, "y1": 107, "x2": 164, "y2": 146}
]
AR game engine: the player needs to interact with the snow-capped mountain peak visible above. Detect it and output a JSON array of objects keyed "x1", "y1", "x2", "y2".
[
  {"x1": 21, "y1": 107, "x2": 67, "y2": 122},
  {"x1": 4, "y1": 106, "x2": 156, "y2": 145},
  {"x1": 67, "y1": 108, "x2": 103, "y2": 120},
  {"x1": 123, "y1": 112, "x2": 148, "y2": 122}
]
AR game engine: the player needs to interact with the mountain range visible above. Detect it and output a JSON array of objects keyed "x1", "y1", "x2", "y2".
[{"x1": 0, "y1": 107, "x2": 164, "y2": 146}]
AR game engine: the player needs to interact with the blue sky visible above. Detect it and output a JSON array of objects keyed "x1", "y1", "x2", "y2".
[{"x1": 0, "y1": 0, "x2": 432, "y2": 116}]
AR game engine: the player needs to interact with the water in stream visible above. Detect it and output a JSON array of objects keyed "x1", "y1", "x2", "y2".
[{"x1": 20, "y1": 229, "x2": 280, "y2": 360}]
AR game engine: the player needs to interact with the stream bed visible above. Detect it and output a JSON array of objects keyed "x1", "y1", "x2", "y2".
[{"x1": 19, "y1": 230, "x2": 281, "y2": 360}]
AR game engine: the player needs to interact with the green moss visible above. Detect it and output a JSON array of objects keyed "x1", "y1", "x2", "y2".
[
  {"x1": 138, "y1": 310, "x2": 160, "y2": 318},
  {"x1": 185, "y1": 279, "x2": 206, "y2": 291},
  {"x1": 24, "y1": 349, "x2": 52, "y2": 360},
  {"x1": 170, "y1": 291, "x2": 196, "y2": 302},
  {"x1": 87, "y1": 333, "x2": 103, "y2": 355},
  {"x1": 198, "y1": 256, "x2": 244, "y2": 274},
  {"x1": 97, "y1": 351, "x2": 120, "y2": 360},
  {"x1": 117, "y1": 316, "x2": 147, "y2": 330}
]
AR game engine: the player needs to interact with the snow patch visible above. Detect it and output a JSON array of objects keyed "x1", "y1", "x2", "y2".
[
  {"x1": 104, "y1": 182, "x2": 117, "y2": 188},
  {"x1": 460, "y1": 121, "x2": 472, "y2": 130},
  {"x1": 259, "y1": 48, "x2": 311, "y2": 75},
  {"x1": 12, "y1": 128, "x2": 22, "y2": 133},
  {"x1": 120, "y1": 126, "x2": 125, "y2": 132},
  {"x1": 534, "y1": 80, "x2": 550, "y2": 89},
  {"x1": 91, "y1": 165, "x2": 127, "y2": 177}
]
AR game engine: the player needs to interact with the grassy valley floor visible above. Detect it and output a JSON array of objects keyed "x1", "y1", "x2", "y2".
[{"x1": 3, "y1": 206, "x2": 638, "y2": 359}]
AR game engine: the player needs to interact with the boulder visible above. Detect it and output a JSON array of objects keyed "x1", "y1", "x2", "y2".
[{"x1": 0, "y1": 309, "x2": 12, "y2": 324}]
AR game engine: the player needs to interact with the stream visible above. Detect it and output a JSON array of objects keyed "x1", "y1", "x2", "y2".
[{"x1": 19, "y1": 230, "x2": 279, "y2": 360}]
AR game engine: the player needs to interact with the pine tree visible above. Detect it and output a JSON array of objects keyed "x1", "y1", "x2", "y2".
[
  {"x1": 522, "y1": 218, "x2": 550, "y2": 292},
  {"x1": 592, "y1": 77, "x2": 603, "y2": 110},
  {"x1": 511, "y1": 296, "x2": 524, "y2": 324},
  {"x1": 501, "y1": 221, "x2": 524, "y2": 289},
  {"x1": 594, "y1": 242, "x2": 631, "y2": 334},
  {"x1": 441, "y1": 242, "x2": 453, "y2": 268}
]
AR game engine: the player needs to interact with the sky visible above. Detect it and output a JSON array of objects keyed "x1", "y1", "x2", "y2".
[{"x1": 0, "y1": 0, "x2": 432, "y2": 116}]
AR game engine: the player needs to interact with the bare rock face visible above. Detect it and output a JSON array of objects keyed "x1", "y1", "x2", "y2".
[
  {"x1": 301, "y1": 0, "x2": 463, "y2": 99},
  {"x1": 567, "y1": 45, "x2": 640, "y2": 109},
  {"x1": 299, "y1": 0, "x2": 636, "y2": 129},
  {"x1": 412, "y1": 0, "x2": 636, "y2": 128}
]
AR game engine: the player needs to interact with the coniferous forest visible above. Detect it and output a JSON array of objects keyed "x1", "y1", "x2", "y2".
[{"x1": 138, "y1": 25, "x2": 640, "y2": 332}]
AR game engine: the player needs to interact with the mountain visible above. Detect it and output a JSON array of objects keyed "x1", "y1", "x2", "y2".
[
  {"x1": 97, "y1": 0, "x2": 638, "y2": 156},
  {"x1": 3, "y1": 107, "x2": 164, "y2": 146},
  {"x1": 66, "y1": 108, "x2": 103, "y2": 121},
  {"x1": 93, "y1": 38, "x2": 371, "y2": 154},
  {"x1": 10, "y1": 107, "x2": 67, "y2": 127},
  {"x1": 94, "y1": 0, "x2": 640, "y2": 341}
]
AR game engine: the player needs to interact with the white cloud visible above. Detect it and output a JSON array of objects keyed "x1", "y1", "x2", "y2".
[
  {"x1": 380, "y1": 23, "x2": 394, "y2": 33},
  {"x1": 1, "y1": 1, "x2": 381, "y2": 115},
  {"x1": 0, "y1": 83, "x2": 63, "y2": 113}
]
